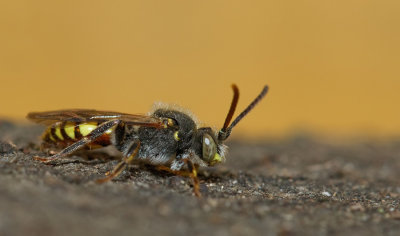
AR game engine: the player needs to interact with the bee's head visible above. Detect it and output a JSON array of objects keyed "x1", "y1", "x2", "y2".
[
  {"x1": 195, "y1": 84, "x2": 269, "y2": 166},
  {"x1": 192, "y1": 127, "x2": 226, "y2": 166}
]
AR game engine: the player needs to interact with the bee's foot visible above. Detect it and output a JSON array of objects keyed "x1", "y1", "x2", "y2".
[
  {"x1": 95, "y1": 175, "x2": 113, "y2": 184},
  {"x1": 33, "y1": 156, "x2": 53, "y2": 164},
  {"x1": 193, "y1": 184, "x2": 202, "y2": 198}
]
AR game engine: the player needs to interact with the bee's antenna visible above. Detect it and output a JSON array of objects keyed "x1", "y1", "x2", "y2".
[
  {"x1": 221, "y1": 84, "x2": 240, "y2": 132},
  {"x1": 218, "y1": 85, "x2": 269, "y2": 141}
]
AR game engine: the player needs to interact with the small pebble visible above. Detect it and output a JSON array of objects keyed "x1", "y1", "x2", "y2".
[
  {"x1": 0, "y1": 141, "x2": 17, "y2": 154},
  {"x1": 322, "y1": 191, "x2": 331, "y2": 197}
]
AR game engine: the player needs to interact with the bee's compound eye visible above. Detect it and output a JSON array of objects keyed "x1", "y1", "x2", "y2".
[{"x1": 202, "y1": 133, "x2": 217, "y2": 163}]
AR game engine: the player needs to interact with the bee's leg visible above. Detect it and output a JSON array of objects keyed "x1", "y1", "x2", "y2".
[
  {"x1": 156, "y1": 163, "x2": 201, "y2": 197},
  {"x1": 96, "y1": 141, "x2": 140, "y2": 183},
  {"x1": 34, "y1": 120, "x2": 120, "y2": 163},
  {"x1": 183, "y1": 159, "x2": 201, "y2": 197}
]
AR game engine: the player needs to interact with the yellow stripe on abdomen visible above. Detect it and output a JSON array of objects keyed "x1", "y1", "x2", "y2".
[
  {"x1": 78, "y1": 122, "x2": 113, "y2": 136},
  {"x1": 42, "y1": 122, "x2": 113, "y2": 144},
  {"x1": 42, "y1": 127, "x2": 56, "y2": 142},
  {"x1": 79, "y1": 122, "x2": 98, "y2": 136},
  {"x1": 48, "y1": 130, "x2": 56, "y2": 141},
  {"x1": 64, "y1": 122, "x2": 75, "y2": 139},
  {"x1": 54, "y1": 126, "x2": 64, "y2": 140}
]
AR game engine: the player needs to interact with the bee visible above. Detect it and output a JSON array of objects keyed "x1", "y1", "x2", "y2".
[{"x1": 27, "y1": 84, "x2": 268, "y2": 196}]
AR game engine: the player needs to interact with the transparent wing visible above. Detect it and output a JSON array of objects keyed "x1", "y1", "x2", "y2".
[{"x1": 27, "y1": 109, "x2": 164, "y2": 128}]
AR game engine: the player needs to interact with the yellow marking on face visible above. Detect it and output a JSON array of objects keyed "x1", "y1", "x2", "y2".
[
  {"x1": 210, "y1": 153, "x2": 222, "y2": 165},
  {"x1": 79, "y1": 122, "x2": 98, "y2": 136},
  {"x1": 55, "y1": 126, "x2": 64, "y2": 140},
  {"x1": 174, "y1": 131, "x2": 180, "y2": 141},
  {"x1": 64, "y1": 122, "x2": 75, "y2": 139}
]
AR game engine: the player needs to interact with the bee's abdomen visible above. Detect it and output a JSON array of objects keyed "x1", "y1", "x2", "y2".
[{"x1": 43, "y1": 122, "x2": 112, "y2": 148}]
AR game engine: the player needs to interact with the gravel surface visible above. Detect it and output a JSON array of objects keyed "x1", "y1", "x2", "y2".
[{"x1": 1, "y1": 120, "x2": 400, "y2": 236}]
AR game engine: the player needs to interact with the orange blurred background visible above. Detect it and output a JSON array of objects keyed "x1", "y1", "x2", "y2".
[{"x1": 1, "y1": 0, "x2": 399, "y2": 139}]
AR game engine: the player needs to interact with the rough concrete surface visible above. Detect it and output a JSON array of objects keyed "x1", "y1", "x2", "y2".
[{"x1": 1, "y1": 120, "x2": 400, "y2": 236}]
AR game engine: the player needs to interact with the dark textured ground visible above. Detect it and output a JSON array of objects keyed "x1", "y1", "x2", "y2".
[{"x1": 1, "y1": 120, "x2": 400, "y2": 236}]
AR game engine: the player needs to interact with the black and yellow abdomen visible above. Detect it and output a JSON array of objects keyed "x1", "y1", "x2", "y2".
[{"x1": 43, "y1": 122, "x2": 113, "y2": 148}]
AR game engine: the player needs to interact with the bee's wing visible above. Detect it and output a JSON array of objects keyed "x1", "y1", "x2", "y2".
[{"x1": 27, "y1": 109, "x2": 164, "y2": 128}]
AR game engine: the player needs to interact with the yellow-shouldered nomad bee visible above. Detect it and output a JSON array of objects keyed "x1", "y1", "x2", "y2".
[{"x1": 27, "y1": 84, "x2": 268, "y2": 196}]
